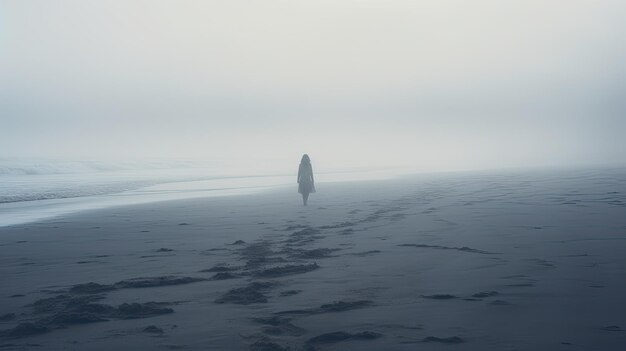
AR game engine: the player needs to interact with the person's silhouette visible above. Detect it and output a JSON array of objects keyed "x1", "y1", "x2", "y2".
[{"x1": 297, "y1": 154, "x2": 315, "y2": 205}]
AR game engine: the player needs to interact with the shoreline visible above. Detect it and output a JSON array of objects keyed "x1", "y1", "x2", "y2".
[{"x1": 0, "y1": 169, "x2": 400, "y2": 228}]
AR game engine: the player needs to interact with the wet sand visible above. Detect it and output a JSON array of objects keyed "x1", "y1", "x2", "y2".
[{"x1": 1, "y1": 168, "x2": 625, "y2": 350}]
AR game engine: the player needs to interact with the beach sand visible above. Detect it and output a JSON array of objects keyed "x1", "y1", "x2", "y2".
[{"x1": 1, "y1": 168, "x2": 625, "y2": 350}]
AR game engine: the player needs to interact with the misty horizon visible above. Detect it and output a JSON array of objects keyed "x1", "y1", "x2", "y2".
[{"x1": 2, "y1": 1, "x2": 625, "y2": 173}]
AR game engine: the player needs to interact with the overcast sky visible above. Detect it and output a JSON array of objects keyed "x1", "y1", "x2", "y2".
[{"x1": 1, "y1": 0, "x2": 624, "y2": 173}]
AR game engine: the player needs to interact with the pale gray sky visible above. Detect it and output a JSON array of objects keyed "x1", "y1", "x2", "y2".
[{"x1": 1, "y1": 0, "x2": 624, "y2": 172}]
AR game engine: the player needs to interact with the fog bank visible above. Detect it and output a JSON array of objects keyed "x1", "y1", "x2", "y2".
[{"x1": 1, "y1": 0, "x2": 624, "y2": 172}]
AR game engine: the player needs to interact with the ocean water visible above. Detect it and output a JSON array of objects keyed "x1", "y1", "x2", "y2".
[{"x1": 0, "y1": 159, "x2": 398, "y2": 227}]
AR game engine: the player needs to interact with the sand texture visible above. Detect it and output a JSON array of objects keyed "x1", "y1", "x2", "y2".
[{"x1": 1, "y1": 169, "x2": 625, "y2": 350}]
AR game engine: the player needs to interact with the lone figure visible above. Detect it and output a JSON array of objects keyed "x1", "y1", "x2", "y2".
[{"x1": 297, "y1": 154, "x2": 315, "y2": 205}]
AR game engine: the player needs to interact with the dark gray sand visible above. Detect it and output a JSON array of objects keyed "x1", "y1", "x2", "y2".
[{"x1": 1, "y1": 168, "x2": 626, "y2": 350}]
